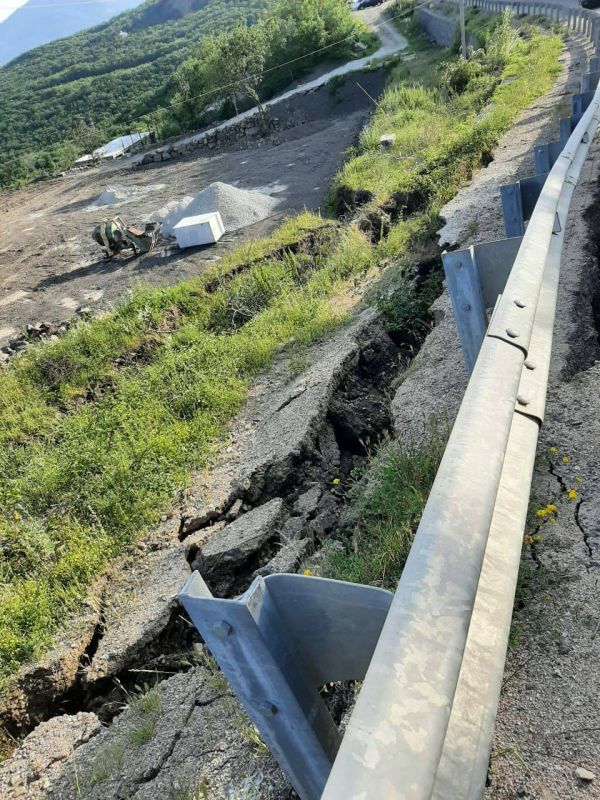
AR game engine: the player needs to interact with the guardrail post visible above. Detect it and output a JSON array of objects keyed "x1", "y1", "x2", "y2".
[
  {"x1": 501, "y1": 183, "x2": 525, "y2": 236},
  {"x1": 573, "y1": 90, "x2": 595, "y2": 122},
  {"x1": 442, "y1": 249, "x2": 488, "y2": 374},
  {"x1": 443, "y1": 237, "x2": 525, "y2": 373},
  {"x1": 534, "y1": 143, "x2": 551, "y2": 174},
  {"x1": 581, "y1": 72, "x2": 600, "y2": 93},
  {"x1": 591, "y1": 56, "x2": 600, "y2": 73},
  {"x1": 180, "y1": 572, "x2": 394, "y2": 800},
  {"x1": 559, "y1": 116, "x2": 575, "y2": 139}
]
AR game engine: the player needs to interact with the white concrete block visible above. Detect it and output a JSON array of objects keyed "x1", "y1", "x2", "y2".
[{"x1": 173, "y1": 212, "x2": 225, "y2": 248}]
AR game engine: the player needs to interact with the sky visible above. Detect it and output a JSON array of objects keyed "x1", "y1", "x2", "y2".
[
  {"x1": 0, "y1": 0, "x2": 27, "y2": 25},
  {"x1": 0, "y1": 0, "x2": 128, "y2": 25}
]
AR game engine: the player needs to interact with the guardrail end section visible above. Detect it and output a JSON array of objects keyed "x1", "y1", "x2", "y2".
[{"x1": 179, "y1": 572, "x2": 393, "y2": 800}]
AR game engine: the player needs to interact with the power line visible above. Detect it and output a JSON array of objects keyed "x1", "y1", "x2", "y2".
[{"x1": 121, "y1": 3, "x2": 426, "y2": 130}]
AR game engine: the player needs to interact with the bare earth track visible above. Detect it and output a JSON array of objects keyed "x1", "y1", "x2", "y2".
[{"x1": 0, "y1": 71, "x2": 385, "y2": 348}]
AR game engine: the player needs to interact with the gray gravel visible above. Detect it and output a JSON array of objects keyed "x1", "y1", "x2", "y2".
[{"x1": 154, "y1": 181, "x2": 280, "y2": 235}]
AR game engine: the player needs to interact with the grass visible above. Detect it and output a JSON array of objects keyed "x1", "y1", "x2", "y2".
[
  {"x1": 0, "y1": 12, "x2": 563, "y2": 689},
  {"x1": 326, "y1": 432, "x2": 446, "y2": 588},
  {"x1": 90, "y1": 742, "x2": 124, "y2": 786},
  {"x1": 0, "y1": 222, "x2": 376, "y2": 686},
  {"x1": 333, "y1": 11, "x2": 562, "y2": 208}
]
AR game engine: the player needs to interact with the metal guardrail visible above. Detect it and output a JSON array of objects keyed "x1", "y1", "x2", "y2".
[{"x1": 180, "y1": 5, "x2": 600, "y2": 799}]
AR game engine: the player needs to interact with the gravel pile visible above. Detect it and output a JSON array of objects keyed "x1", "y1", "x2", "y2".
[
  {"x1": 93, "y1": 184, "x2": 164, "y2": 207},
  {"x1": 150, "y1": 182, "x2": 279, "y2": 235}
]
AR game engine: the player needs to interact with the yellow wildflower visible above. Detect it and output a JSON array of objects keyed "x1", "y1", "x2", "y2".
[
  {"x1": 567, "y1": 488, "x2": 577, "y2": 501},
  {"x1": 303, "y1": 569, "x2": 312, "y2": 576},
  {"x1": 575, "y1": 476, "x2": 583, "y2": 484},
  {"x1": 562, "y1": 456, "x2": 569, "y2": 464},
  {"x1": 549, "y1": 447, "x2": 558, "y2": 454},
  {"x1": 535, "y1": 508, "x2": 548, "y2": 518},
  {"x1": 532, "y1": 533, "x2": 543, "y2": 543},
  {"x1": 542, "y1": 592, "x2": 551, "y2": 601},
  {"x1": 546, "y1": 504, "x2": 557, "y2": 513},
  {"x1": 332, "y1": 478, "x2": 340, "y2": 486},
  {"x1": 550, "y1": 517, "x2": 557, "y2": 524},
  {"x1": 13, "y1": 512, "x2": 21, "y2": 521}
]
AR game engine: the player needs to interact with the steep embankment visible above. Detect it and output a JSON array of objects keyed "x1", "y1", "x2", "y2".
[{"x1": 0, "y1": 0, "x2": 562, "y2": 754}]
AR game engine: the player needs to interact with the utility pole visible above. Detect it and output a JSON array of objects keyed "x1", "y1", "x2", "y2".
[{"x1": 459, "y1": 0, "x2": 467, "y2": 58}]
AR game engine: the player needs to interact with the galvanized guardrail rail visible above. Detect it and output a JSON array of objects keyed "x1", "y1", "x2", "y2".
[{"x1": 180, "y1": 5, "x2": 600, "y2": 798}]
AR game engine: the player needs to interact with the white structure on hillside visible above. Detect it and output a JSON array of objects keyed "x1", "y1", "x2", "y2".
[{"x1": 74, "y1": 131, "x2": 151, "y2": 165}]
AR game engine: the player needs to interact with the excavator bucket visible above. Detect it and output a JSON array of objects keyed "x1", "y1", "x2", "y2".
[{"x1": 92, "y1": 217, "x2": 161, "y2": 258}]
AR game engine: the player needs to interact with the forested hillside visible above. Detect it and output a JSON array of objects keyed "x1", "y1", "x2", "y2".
[
  {"x1": 0, "y1": 0, "x2": 372, "y2": 190},
  {"x1": 0, "y1": 0, "x2": 143, "y2": 66},
  {"x1": 0, "y1": 0, "x2": 270, "y2": 187}
]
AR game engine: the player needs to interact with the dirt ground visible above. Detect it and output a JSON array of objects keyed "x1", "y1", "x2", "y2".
[{"x1": 0, "y1": 67, "x2": 388, "y2": 349}]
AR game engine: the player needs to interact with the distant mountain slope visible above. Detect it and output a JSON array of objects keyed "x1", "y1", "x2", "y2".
[
  {"x1": 0, "y1": 0, "x2": 271, "y2": 184},
  {"x1": 0, "y1": 0, "x2": 144, "y2": 66}
]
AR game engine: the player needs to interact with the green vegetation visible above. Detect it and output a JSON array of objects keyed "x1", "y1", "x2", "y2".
[
  {"x1": 327, "y1": 433, "x2": 446, "y2": 588},
  {"x1": 334, "y1": 9, "x2": 562, "y2": 208},
  {"x1": 0, "y1": 0, "x2": 373, "y2": 189},
  {"x1": 171, "y1": 0, "x2": 376, "y2": 130},
  {"x1": 326, "y1": 9, "x2": 562, "y2": 589},
  {"x1": 0, "y1": 11, "x2": 563, "y2": 687}
]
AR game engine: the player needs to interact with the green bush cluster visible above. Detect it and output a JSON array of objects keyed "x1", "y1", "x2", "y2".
[{"x1": 170, "y1": 0, "x2": 375, "y2": 129}]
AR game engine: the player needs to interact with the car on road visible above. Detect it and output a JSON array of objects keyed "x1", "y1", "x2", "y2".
[
  {"x1": 580, "y1": 0, "x2": 600, "y2": 8},
  {"x1": 355, "y1": 0, "x2": 384, "y2": 9}
]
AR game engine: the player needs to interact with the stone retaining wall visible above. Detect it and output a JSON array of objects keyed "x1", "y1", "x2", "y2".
[
  {"x1": 139, "y1": 114, "x2": 281, "y2": 165},
  {"x1": 417, "y1": 6, "x2": 480, "y2": 50}
]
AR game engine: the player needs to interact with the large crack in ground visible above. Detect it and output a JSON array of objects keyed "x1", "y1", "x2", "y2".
[{"x1": 0, "y1": 261, "x2": 441, "y2": 744}]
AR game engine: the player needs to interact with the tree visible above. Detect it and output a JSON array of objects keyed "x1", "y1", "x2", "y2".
[{"x1": 213, "y1": 21, "x2": 269, "y2": 115}]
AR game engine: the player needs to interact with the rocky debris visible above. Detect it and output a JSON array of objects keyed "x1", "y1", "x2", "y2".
[
  {"x1": 318, "y1": 423, "x2": 341, "y2": 470},
  {"x1": 379, "y1": 133, "x2": 396, "y2": 149},
  {"x1": 253, "y1": 537, "x2": 311, "y2": 578},
  {"x1": 151, "y1": 181, "x2": 280, "y2": 236},
  {"x1": 574, "y1": 767, "x2": 595, "y2": 783},
  {"x1": 293, "y1": 485, "x2": 322, "y2": 517},
  {"x1": 1, "y1": 318, "x2": 78, "y2": 364},
  {"x1": 84, "y1": 545, "x2": 191, "y2": 684},
  {"x1": 225, "y1": 498, "x2": 243, "y2": 521},
  {"x1": 281, "y1": 516, "x2": 307, "y2": 542},
  {"x1": 191, "y1": 498, "x2": 286, "y2": 595},
  {"x1": 10, "y1": 666, "x2": 287, "y2": 800},
  {"x1": 308, "y1": 491, "x2": 339, "y2": 540},
  {"x1": 180, "y1": 309, "x2": 387, "y2": 533},
  {"x1": 0, "y1": 712, "x2": 101, "y2": 800}
]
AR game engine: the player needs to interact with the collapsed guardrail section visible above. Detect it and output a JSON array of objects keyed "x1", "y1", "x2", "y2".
[{"x1": 180, "y1": 5, "x2": 600, "y2": 799}]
